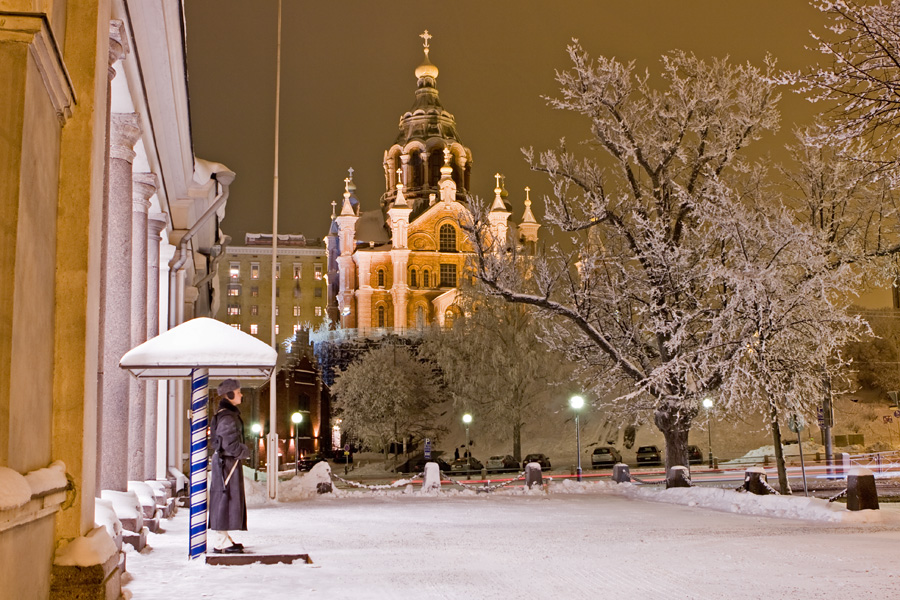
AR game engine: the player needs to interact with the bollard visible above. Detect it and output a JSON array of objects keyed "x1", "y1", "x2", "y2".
[
  {"x1": 421, "y1": 462, "x2": 441, "y2": 492},
  {"x1": 666, "y1": 466, "x2": 691, "y2": 488},
  {"x1": 743, "y1": 467, "x2": 771, "y2": 495},
  {"x1": 612, "y1": 463, "x2": 631, "y2": 483},
  {"x1": 524, "y1": 462, "x2": 543, "y2": 488},
  {"x1": 846, "y1": 467, "x2": 879, "y2": 511}
]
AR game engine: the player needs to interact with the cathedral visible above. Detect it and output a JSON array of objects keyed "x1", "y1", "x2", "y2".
[{"x1": 325, "y1": 32, "x2": 540, "y2": 333}]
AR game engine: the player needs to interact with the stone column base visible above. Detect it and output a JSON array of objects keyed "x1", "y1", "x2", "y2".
[{"x1": 50, "y1": 550, "x2": 121, "y2": 600}]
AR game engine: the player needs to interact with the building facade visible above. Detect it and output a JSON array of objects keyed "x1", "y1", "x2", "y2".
[
  {"x1": 326, "y1": 34, "x2": 540, "y2": 333},
  {"x1": 216, "y1": 234, "x2": 329, "y2": 345},
  {"x1": 0, "y1": 2, "x2": 232, "y2": 598}
]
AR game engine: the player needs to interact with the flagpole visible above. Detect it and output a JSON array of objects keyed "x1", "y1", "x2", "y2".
[{"x1": 267, "y1": 0, "x2": 283, "y2": 500}]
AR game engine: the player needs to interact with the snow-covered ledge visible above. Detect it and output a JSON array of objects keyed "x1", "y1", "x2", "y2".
[{"x1": 0, "y1": 461, "x2": 70, "y2": 534}]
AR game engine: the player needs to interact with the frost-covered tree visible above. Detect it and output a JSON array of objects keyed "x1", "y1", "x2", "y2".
[
  {"x1": 467, "y1": 43, "x2": 781, "y2": 471},
  {"x1": 418, "y1": 285, "x2": 563, "y2": 462},
  {"x1": 793, "y1": 0, "x2": 900, "y2": 167},
  {"x1": 708, "y1": 190, "x2": 865, "y2": 493},
  {"x1": 330, "y1": 344, "x2": 444, "y2": 460}
]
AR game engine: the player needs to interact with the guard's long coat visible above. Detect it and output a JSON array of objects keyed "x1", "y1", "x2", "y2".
[{"x1": 208, "y1": 398, "x2": 249, "y2": 531}]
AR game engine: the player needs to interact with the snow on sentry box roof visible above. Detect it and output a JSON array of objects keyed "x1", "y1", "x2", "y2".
[{"x1": 119, "y1": 317, "x2": 277, "y2": 380}]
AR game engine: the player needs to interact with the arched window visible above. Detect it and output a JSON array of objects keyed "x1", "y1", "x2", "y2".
[
  {"x1": 377, "y1": 269, "x2": 385, "y2": 287},
  {"x1": 410, "y1": 268, "x2": 418, "y2": 287},
  {"x1": 439, "y1": 224, "x2": 456, "y2": 252},
  {"x1": 416, "y1": 306, "x2": 425, "y2": 329},
  {"x1": 423, "y1": 270, "x2": 430, "y2": 288},
  {"x1": 377, "y1": 305, "x2": 385, "y2": 328},
  {"x1": 444, "y1": 309, "x2": 456, "y2": 329}
]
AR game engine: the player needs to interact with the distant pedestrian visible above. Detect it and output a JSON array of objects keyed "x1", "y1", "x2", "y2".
[
  {"x1": 454, "y1": 447, "x2": 460, "y2": 460},
  {"x1": 208, "y1": 378, "x2": 250, "y2": 554}
]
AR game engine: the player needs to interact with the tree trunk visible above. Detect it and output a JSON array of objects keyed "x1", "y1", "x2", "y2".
[
  {"x1": 769, "y1": 402, "x2": 791, "y2": 495},
  {"x1": 655, "y1": 405, "x2": 694, "y2": 472},
  {"x1": 512, "y1": 423, "x2": 522, "y2": 462}
]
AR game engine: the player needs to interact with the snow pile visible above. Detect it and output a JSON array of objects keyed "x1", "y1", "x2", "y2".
[
  {"x1": 0, "y1": 461, "x2": 69, "y2": 510},
  {"x1": 54, "y1": 526, "x2": 118, "y2": 567},
  {"x1": 24, "y1": 460, "x2": 67, "y2": 495},
  {"x1": 100, "y1": 490, "x2": 141, "y2": 521},
  {"x1": 263, "y1": 463, "x2": 338, "y2": 503},
  {"x1": 0, "y1": 466, "x2": 34, "y2": 510},
  {"x1": 128, "y1": 480, "x2": 157, "y2": 511},
  {"x1": 94, "y1": 498, "x2": 122, "y2": 540},
  {"x1": 721, "y1": 440, "x2": 825, "y2": 465},
  {"x1": 168, "y1": 467, "x2": 187, "y2": 493}
]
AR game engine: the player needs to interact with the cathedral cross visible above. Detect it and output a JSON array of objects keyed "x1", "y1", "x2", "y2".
[
  {"x1": 494, "y1": 173, "x2": 502, "y2": 188},
  {"x1": 420, "y1": 30, "x2": 432, "y2": 49}
]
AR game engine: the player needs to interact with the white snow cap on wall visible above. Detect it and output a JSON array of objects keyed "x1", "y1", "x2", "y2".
[{"x1": 119, "y1": 317, "x2": 277, "y2": 380}]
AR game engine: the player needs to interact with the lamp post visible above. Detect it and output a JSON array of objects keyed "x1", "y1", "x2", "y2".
[
  {"x1": 462, "y1": 413, "x2": 472, "y2": 463},
  {"x1": 702, "y1": 397, "x2": 714, "y2": 468},
  {"x1": 569, "y1": 395, "x2": 585, "y2": 481},
  {"x1": 250, "y1": 423, "x2": 262, "y2": 480},
  {"x1": 291, "y1": 412, "x2": 303, "y2": 474}
]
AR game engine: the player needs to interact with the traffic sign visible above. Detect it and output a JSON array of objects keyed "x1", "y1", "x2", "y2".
[
  {"x1": 817, "y1": 407, "x2": 824, "y2": 427},
  {"x1": 424, "y1": 438, "x2": 432, "y2": 459}
]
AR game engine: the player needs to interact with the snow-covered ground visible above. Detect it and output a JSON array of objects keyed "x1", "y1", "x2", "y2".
[{"x1": 122, "y1": 471, "x2": 900, "y2": 599}]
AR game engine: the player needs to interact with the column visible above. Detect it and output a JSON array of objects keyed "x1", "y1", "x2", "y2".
[
  {"x1": 97, "y1": 112, "x2": 141, "y2": 492},
  {"x1": 129, "y1": 173, "x2": 157, "y2": 480},
  {"x1": 146, "y1": 213, "x2": 167, "y2": 479}
]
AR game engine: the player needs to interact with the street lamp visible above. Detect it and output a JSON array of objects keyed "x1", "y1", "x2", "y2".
[
  {"x1": 569, "y1": 395, "x2": 585, "y2": 481},
  {"x1": 291, "y1": 412, "x2": 303, "y2": 473},
  {"x1": 702, "y1": 397, "x2": 714, "y2": 468},
  {"x1": 462, "y1": 413, "x2": 472, "y2": 461}
]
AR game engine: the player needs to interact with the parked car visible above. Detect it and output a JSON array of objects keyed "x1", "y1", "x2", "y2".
[
  {"x1": 590, "y1": 446, "x2": 622, "y2": 468},
  {"x1": 450, "y1": 457, "x2": 484, "y2": 474},
  {"x1": 687, "y1": 445, "x2": 703, "y2": 465},
  {"x1": 296, "y1": 453, "x2": 327, "y2": 471},
  {"x1": 635, "y1": 445, "x2": 662, "y2": 466},
  {"x1": 522, "y1": 453, "x2": 551, "y2": 470},
  {"x1": 397, "y1": 455, "x2": 452, "y2": 474},
  {"x1": 485, "y1": 455, "x2": 519, "y2": 473}
]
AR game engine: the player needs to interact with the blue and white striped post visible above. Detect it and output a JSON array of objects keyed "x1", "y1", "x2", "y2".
[{"x1": 189, "y1": 368, "x2": 209, "y2": 559}]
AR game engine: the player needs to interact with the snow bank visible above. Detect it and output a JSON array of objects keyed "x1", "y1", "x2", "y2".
[
  {"x1": 128, "y1": 481, "x2": 157, "y2": 510},
  {"x1": 54, "y1": 526, "x2": 118, "y2": 567},
  {"x1": 24, "y1": 460, "x2": 67, "y2": 495},
  {"x1": 0, "y1": 466, "x2": 33, "y2": 510},
  {"x1": 551, "y1": 478, "x2": 894, "y2": 523}
]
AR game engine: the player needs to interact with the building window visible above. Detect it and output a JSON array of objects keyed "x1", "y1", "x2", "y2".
[
  {"x1": 274, "y1": 324, "x2": 279, "y2": 334},
  {"x1": 410, "y1": 269, "x2": 417, "y2": 287},
  {"x1": 276, "y1": 286, "x2": 280, "y2": 298},
  {"x1": 315, "y1": 306, "x2": 322, "y2": 316},
  {"x1": 275, "y1": 305, "x2": 279, "y2": 316},
  {"x1": 377, "y1": 269, "x2": 385, "y2": 288},
  {"x1": 377, "y1": 305, "x2": 385, "y2": 328},
  {"x1": 423, "y1": 270, "x2": 430, "y2": 288},
  {"x1": 227, "y1": 284, "x2": 241, "y2": 297},
  {"x1": 275, "y1": 263, "x2": 281, "y2": 279},
  {"x1": 229, "y1": 262, "x2": 240, "y2": 279},
  {"x1": 439, "y1": 224, "x2": 456, "y2": 252},
  {"x1": 293, "y1": 305, "x2": 301, "y2": 317},
  {"x1": 251, "y1": 286, "x2": 259, "y2": 297},
  {"x1": 314, "y1": 287, "x2": 323, "y2": 298},
  {"x1": 293, "y1": 324, "x2": 301, "y2": 334},
  {"x1": 250, "y1": 305, "x2": 258, "y2": 316},
  {"x1": 440, "y1": 263, "x2": 457, "y2": 287},
  {"x1": 314, "y1": 263, "x2": 323, "y2": 280},
  {"x1": 227, "y1": 305, "x2": 240, "y2": 316},
  {"x1": 250, "y1": 324, "x2": 258, "y2": 335},
  {"x1": 293, "y1": 263, "x2": 302, "y2": 279},
  {"x1": 250, "y1": 262, "x2": 260, "y2": 279},
  {"x1": 230, "y1": 323, "x2": 241, "y2": 331}
]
